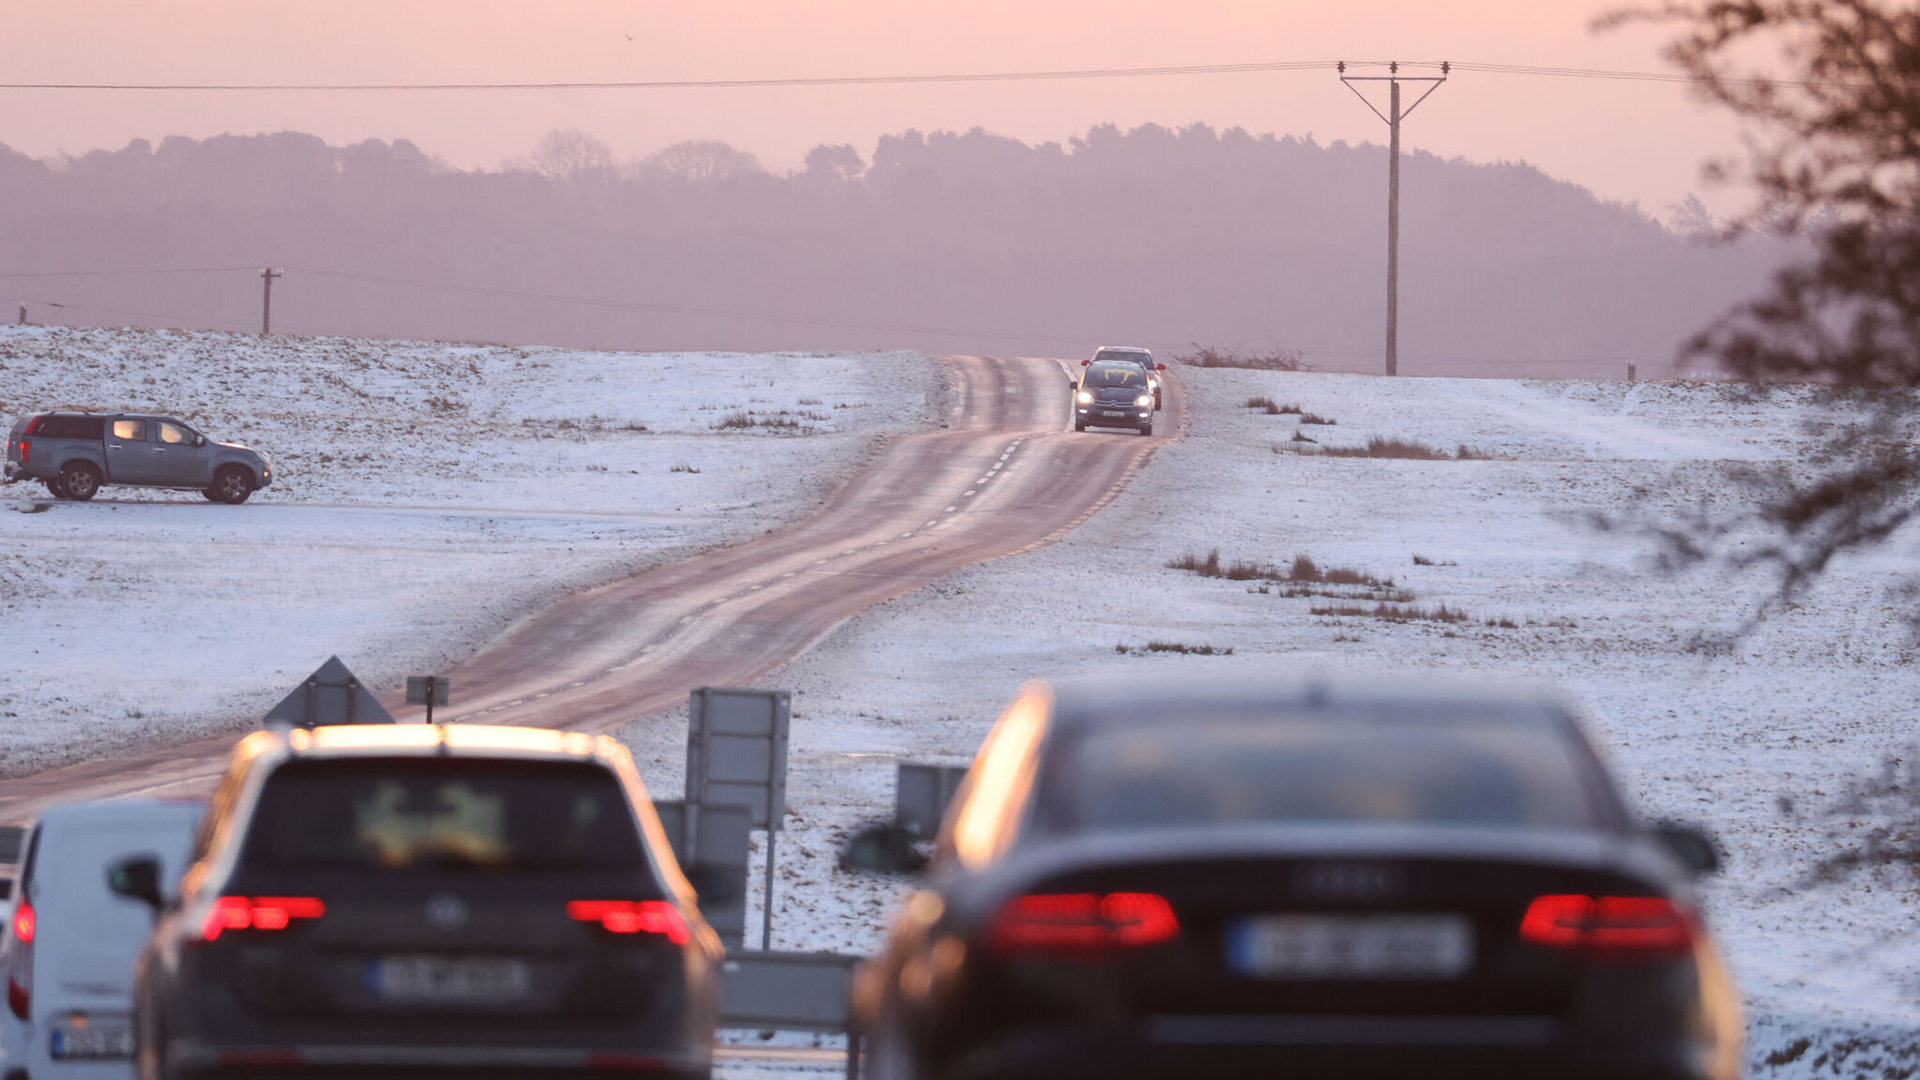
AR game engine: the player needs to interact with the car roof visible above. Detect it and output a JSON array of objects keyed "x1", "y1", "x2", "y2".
[
  {"x1": 33, "y1": 797, "x2": 204, "y2": 828},
  {"x1": 1095, "y1": 346, "x2": 1152, "y2": 356},
  {"x1": 1040, "y1": 672, "x2": 1572, "y2": 734},
  {"x1": 240, "y1": 723, "x2": 624, "y2": 765}
]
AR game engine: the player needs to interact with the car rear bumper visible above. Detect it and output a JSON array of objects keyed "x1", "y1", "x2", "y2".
[
  {"x1": 947, "y1": 1014, "x2": 1716, "y2": 1080},
  {"x1": 167, "y1": 1039, "x2": 708, "y2": 1078}
]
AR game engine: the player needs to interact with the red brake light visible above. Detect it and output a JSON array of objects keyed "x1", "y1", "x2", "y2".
[
  {"x1": 988, "y1": 892, "x2": 1179, "y2": 959},
  {"x1": 22, "y1": 418, "x2": 40, "y2": 436},
  {"x1": 568, "y1": 900, "x2": 690, "y2": 945},
  {"x1": 1520, "y1": 895, "x2": 1694, "y2": 961},
  {"x1": 201, "y1": 896, "x2": 325, "y2": 942},
  {"x1": 7, "y1": 900, "x2": 32, "y2": 1019}
]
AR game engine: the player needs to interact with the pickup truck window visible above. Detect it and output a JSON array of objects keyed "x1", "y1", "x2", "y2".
[
  {"x1": 158, "y1": 421, "x2": 192, "y2": 445},
  {"x1": 33, "y1": 416, "x2": 106, "y2": 439},
  {"x1": 111, "y1": 419, "x2": 147, "y2": 441}
]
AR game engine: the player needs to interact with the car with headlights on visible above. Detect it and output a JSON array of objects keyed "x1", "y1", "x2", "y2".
[
  {"x1": 1070, "y1": 363, "x2": 1154, "y2": 436},
  {"x1": 1087, "y1": 347, "x2": 1165, "y2": 410},
  {"x1": 851, "y1": 675, "x2": 1741, "y2": 1080},
  {"x1": 111, "y1": 724, "x2": 724, "y2": 1080}
]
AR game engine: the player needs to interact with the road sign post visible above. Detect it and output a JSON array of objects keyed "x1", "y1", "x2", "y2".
[
  {"x1": 405, "y1": 675, "x2": 450, "y2": 724},
  {"x1": 685, "y1": 688, "x2": 790, "y2": 950}
]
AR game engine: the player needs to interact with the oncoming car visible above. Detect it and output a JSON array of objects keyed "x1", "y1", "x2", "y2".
[
  {"x1": 1088, "y1": 347, "x2": 1165, "y2": 411},
  {"x1": 113, "y1": 724, "x2": 724, "y2": 1080},
  {"x1": 854, "y1": 675, "x2": 1741, "y2": 1080},
  {"x1": 1071, "y1": 363, "x2": 1155, "y2": 436}
]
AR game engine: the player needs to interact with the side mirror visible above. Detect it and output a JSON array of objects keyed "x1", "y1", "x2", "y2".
[
  {"x1": 1650, "y1": 823, "x2": 1720, "y2": 876},
  {"x1": 193, "y1": 435, "x2": 206, "y2": 447},
  {"x1": 1080, "y1": 359, "x2": 1091, "y2": 366},
  {"x1": 839, "y1": 824, "x2": 927, "y2": 874},
  {"x1": 1156, "y1": 363, "x2": 1167, "y2": 371},
  {"x1": 106, "y1": 854, "x2": 165, "y2": 911}
]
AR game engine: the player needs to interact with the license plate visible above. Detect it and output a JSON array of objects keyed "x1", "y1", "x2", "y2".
[
  {"x1": 369, "y1": 955, "x2": 533, "y2": 1004},
  {"x1": 50, "y1": 1016, "x2": 134, "y2": 1060},
  {"x1": 1228, "y1": 914, "x2": 1473, "y2": 980},
  {"x1": 1100, "y1": 409, "x2": 1128, "y2": 417}
]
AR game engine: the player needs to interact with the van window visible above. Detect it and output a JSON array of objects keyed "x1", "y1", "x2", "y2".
[
  {"x1": 111, "y1": 419, "x2": 147, "y2": 441},
  {"x1": 242, "y1": 759, "x2": 648, "y2": 874}
]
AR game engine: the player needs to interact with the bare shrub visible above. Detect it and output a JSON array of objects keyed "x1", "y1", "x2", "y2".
[
  {"x1": 1298, "y1": 412, "x2": 1337, "y2": 425},
  {"x1": 1310, "y1": 602, "x2": 1474, "y2": 624},
  {"x1": 1175, "y1": 345, "x2": 1311, "y2": 371},
  {"x1": 1117, "y1": 641, "x2": 1236, "y2": 656}
]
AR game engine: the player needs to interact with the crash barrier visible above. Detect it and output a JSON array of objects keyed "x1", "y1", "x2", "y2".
[
  {"x1": 895, "y1": 763, "x2": 969, "y2": 840},
  {"x1": 722, "y1": 950, "x2": 865, "y2": 1079}
]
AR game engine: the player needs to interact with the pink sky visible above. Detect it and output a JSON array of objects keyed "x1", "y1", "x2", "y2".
[{"x1": 3, "y1": 0, "x2": 1748, "y2": 219}]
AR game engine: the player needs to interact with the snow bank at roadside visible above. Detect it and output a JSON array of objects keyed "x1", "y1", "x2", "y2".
[
  {"x1": 0, "y1": 327, "x2": 942, "y2": 775},
  {"x1": 674, "y1": 367, "x2": 1920, "y2": 1077}
]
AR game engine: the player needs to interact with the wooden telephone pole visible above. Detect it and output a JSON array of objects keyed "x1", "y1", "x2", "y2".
[
  {"x1": 259, "y1": 267, "x2": 283, "y2": 336},
  {"x1": 1339, "y1": 61, "x2": 1448, "y2": 376}
]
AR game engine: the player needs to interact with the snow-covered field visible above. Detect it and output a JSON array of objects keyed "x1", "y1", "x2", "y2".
[
  {"x1": 677, "y1": 368, "x2": 1920, "y2": 1077},
  {"x1": 0, "y1": 327, "x2": 942, "y2": 774}
]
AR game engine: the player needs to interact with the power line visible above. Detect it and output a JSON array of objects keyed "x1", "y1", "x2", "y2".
[
  {"x1": 0, "y1": 59, "x2": 1351, "y2": 92},
  {"x1": 0, "y1": 58, "x2": 1850, "y2": 93},
  {"x1": 0, "y1": 266, "x2": 260, "y2": 279}
]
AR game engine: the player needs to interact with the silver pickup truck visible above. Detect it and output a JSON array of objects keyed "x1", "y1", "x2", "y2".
[{"x1": 4, "y1": 411, "x2": 273, "y2": 503}]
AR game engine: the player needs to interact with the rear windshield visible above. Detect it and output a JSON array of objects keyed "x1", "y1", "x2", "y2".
[
  {"x1": 243, "y1": 758, "x2": 646, "y2": 873},
  {"x1": 31, "y1": 415, "x2": 104, "y2": 440},
  {"x1": 1095, "y1": 352, "x2": 1150, "y2": 368},
  {"x1": 1061, "y1": 713, "x2": 1599, "y2": 832},
  {"x1": 1083, "y1": 365, "x2": 1144, "y2": 388}
]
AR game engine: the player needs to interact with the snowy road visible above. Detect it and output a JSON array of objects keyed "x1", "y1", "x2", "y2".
[{"x1": 0, "y1": 354, "x2": 1178, "y2": 822}]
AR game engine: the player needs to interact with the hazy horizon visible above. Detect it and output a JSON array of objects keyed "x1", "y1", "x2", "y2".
[{"x1": 2, "y1": 0, "x2": 1756, "y2": 221}]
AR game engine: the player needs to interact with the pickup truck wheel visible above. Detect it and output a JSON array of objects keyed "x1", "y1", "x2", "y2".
[
  {"x1": 58, "y1": 462, "x2": 101, "y2": 501},
  {"x1": 44, "y1": 475, "x2": 67, "y2": 499},
  {"x1": 209, "y1": 465, "x2": 254, "y2": 505}
]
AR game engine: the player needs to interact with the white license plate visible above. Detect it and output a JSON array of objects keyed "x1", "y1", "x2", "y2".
[
  {"x1": 51, "y1": 1016, "x2": 134, "y2": 1060},
  {"x1": 1100, "y1": 409, "x2": 1128, "y2": 417},
  {"x1": 1228, "y1": 914, "x2": 1473, "y2": 980},
  {"x1": 369, "y1": 955, "x2": 533, "y2": 1003}
]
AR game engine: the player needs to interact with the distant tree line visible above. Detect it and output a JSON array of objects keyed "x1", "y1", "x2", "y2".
[{"x1": 0, "y1": 121, "x2": 1788, "y2": 373}]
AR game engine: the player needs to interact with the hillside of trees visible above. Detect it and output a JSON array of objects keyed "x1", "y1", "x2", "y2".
[{"x1": 0, "y1": 123, "x2": 1785, "y2": 375}]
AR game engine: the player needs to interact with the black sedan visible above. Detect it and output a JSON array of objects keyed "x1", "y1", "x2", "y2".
[
  {"x1": 111, "y1": 725, "x2": 724, "y2": 1080},
  {"x1": 852, "y1": 675, "x2": 1741, "y2": 1080}
]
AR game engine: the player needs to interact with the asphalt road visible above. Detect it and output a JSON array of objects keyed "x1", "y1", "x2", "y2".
[{"x1": 0, "y1": 354, "x2": 1180, "y2": 824}]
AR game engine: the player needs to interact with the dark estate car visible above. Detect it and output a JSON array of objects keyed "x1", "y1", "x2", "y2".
[
  {"x1": 1087, "y1": 347, "x2": 1166, "y2": 411},
  {"x1": 5, "y1": 411, "x2": 273, "y2": 503},
  {"x1": 110, "y1": 725, "x2": 724, "y2": 1080},
  {"x1": 1071, "y1": 363, "x2": 1155, "y2": 436},
  {"x1": 853, "y1": 676, "x2": 1742, "y2": 1080}
]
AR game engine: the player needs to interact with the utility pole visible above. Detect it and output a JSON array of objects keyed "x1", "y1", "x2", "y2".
[
  {"x1": 259, "y1": 267, "x2": 283, "y2": 336},
  {"x1": 1339, "y1": 61, "x2": 1448, "y2": 376}
]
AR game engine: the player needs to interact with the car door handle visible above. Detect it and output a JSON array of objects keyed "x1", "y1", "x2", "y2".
[{"x1": 108, "y1": 443, "x2": 123, "y2": 449}]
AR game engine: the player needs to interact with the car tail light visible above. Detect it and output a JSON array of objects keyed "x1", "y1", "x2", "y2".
[
  {"x1": 568, "y1": 900, "x2": 690, "y2": 945},
  {"x1": 1520, "y1": 894, "x2": 1695, "y2": 961},
  {"x1": 200, "y1": 896, "x2": 326, "y2": 942},
  {"x1": 15, "y1": 440, "x2": 26, "y2": 464},
  {"x1": 7, "y1": 901, "x2": 34, "y2": 1019},
  {"x1": 988, "y1": 892, "x2": 1179, "y2": 959}
]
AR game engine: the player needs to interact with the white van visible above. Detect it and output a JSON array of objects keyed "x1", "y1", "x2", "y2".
[{"x1": 0, "y1": 800, "x2": 203, "y2": 1080}]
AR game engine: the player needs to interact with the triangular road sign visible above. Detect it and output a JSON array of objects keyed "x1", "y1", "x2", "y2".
[{"x1": 261, "y1": 656, "x2": 396, "y2": 728}]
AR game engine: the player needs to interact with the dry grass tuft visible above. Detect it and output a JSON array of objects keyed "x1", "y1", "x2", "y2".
[{"x1": 1176, "y1": 345, "x2": 1310, "y2": 371}]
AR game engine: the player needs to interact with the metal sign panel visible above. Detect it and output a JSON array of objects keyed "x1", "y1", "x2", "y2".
[
  {"x1": 261, "y1": 656, "x2": 396, "y2": 728},
  {"x1": 654, "y1": 800, "x2": 752, "y2": 948},
  {"x1": 404, "y1": 676, "x2": 449, "y2": 706},
  {"x1": 686, "y1": 688, "x2": 789, "y2": 831},
  {"x1": 895, "y1": 763, "x2": 970, "y2": 840},
  {"x1": 720, "y1": 951, "x2": 856, "y2": 1031}
]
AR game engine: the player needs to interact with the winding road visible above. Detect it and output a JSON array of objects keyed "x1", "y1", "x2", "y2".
[{"x1": 0, "y1": 354, "x2": 1180, "y2": 824}]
